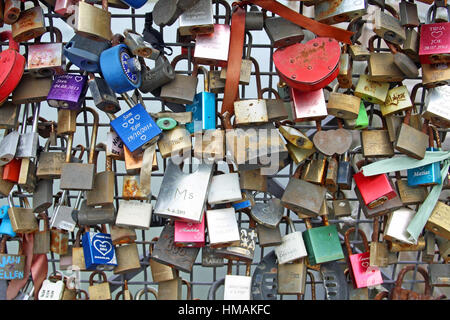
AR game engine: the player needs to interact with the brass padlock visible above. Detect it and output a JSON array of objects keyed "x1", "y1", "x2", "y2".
[
  {"x1": 33, "y1": 213, "x2": 51, "y2": 254},
  {"x1": 7, "y1": 192, "x2": 38, "y2": 234},
  {"x1": 240, "y1": 169, "x2": 267, "y2": 193},
  {"x1": 327, "y1": 83, "x2": 360, "y2": 120},
  {"x1": 67, "y1": 0, "x2": 112, "y2": 41},
  {"x1": 301, "y1": 153, "x2": 327, "y2": 185},
  {"x1": 72, "y1": 229, "x2": 86, "y2": 271},
  {"x1": 261, "y1": 88, "x2": 288, "y2": 122},
  {"x1": 11, "y1": 1, "x2": 46, "y2": 42},
  {"x1": 110, "y1": 224, "x2": 137, "y2": 246},
  {"x1": 395, "y1": 171, "x2": 427, "y2": 206},
  {"x1": 373, "y1": 5, "x2": 406, "y2": 46},
  {"x1": 338, "y1": 45, "x2": 353, "y2": 89},
  {"x1": 57, "y1": 109, "x2": 77, "y2": 135},
  {"x1": 422, "y1": 62, "x2": 450, "y2": 88},
  {"x1": 115, "y1": 280, "x2": 133, "y2": 300},
  {"x1": 332, "y1": 191, "x2": 351, "y2": 218},
  {"x1": 425, "y1": 201, "x2": 450, "y2": 241},
  {"x1": 88, "y1": 270, "x2": 111, "y2": 300},
  {"x1": 256, "y1": 224, "x2": 282, "y2": 247},
  {"x1": 394, "y1": 109, "x2": 429, "y2": 160},
  {"x1": 277, "y1": 257, "x2": 307, "y2": 295},
  {"x1": 368, "y1": 36, "x2": 404, "y2": 83},
  {"x1": 220, "y1": 32, "x2": 253, "y2": 86},
  {"x1": 114, "y1": 242, "x2": 141, "y2": 274},
  {"x1": 158, "y1": 277, "x2": 191, "y2": 300},
  {"x1": 354, "y1": 73, "x2": 390, "y2": 105},
  {"x1": 381, "y1": 84, "x2": 413, "y2": 117},
  {"x1": 277, "y1": 121, "x2": 313, "y2": 150},
  {"x1": 360, "y1": 111, "x2": 394, "y2": 158},
  {"x1": 370, "y1": 216, "x2": 397, "y2": 267},
  {"x1": 36, "y1": 137, "x2": 67, "y2": 180},
  {"x1": 157, "y1": 125, "x2": 192, "y2": 159},
  {"x1": 12, "y1": 73, "x2": 53, "y2": 105},
  {"x1": 86, "y1": 143, "x2": 115, "y2": 206}
]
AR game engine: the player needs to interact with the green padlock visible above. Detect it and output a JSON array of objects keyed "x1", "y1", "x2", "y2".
[
  {"x1": 344, "y1": 101, "x2": 368, "y2": 130},
  {"x1": 302, "y1": 217, "x2": 345, "y2": 265},
  {"x1": 156, "y1": 117, "x2": 177, "y2": 130}
]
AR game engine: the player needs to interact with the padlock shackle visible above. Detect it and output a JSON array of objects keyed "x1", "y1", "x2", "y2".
[
  {"x1": 37, "y1": 212, "x2": 50, "y2": 232},
  {"x1": 372, "y1": 2, "x2": 400, "y2": 19},
  {"x1": 306, "y1": 270, "x2": 316, "y2": 301},
  {"x1": 197, "y1": 66, "x2": 210, "y2": 93},
  {"x1": 76, "y1": 289, "x2": 89, "y2": 300},
  {"x1": 88, "y1": 270, "x2": 108, "y2": 286},
  {"x1": 260, "y1": 87, "x2": 281, "y2": 100},
  {"x1": 75, "y1": 107, "x2": 100, "y2": 165},
  {"x1": 31, "y1": 103, "x2": 40, "y2": 134},
  {"x1": 20, "y1": 104, "x2": 30, "y2": 135},
  {"x1": 34, "y1": 26, "x2": 63, "y2": 44},
  {"x1": 432, "y1": 125, "x2": 442, "y2": 149},
  {"x1": 245, "y1": 31, "x2": 253, "y2": 59},
  {"x1": 249, "y1": 57, "x2": 262, "y2": 99},
  {"x1": 74, "y1": 228, "x2": 84, "y2": 247},
  {"x1": 372, "y1": 216, "x2": 381, "y2": 242},
  {"x1": 213, "y1": 0, "x2": 232, "y2": 25},
  {"x1": 427, "y1": 3, "x2": 450, "y2": 23},
  {"x1": 72, "y1": 144, "x2": 87, "y2": 162},
  {"x1": 182, "y1": 279, "x2": 192, "y2": 300},
  {"x1": 367, "y1": 34, "x2": 383, "y2": 53},
  {"x1": 0, "y1": 31, "x2": 19, "y2": 52},
  {"x1": 394, "y1": 265, "x2": 432, "y2": 296},
  {"x1": 0, "y1": 235, "x2": 24, "y2": 255},
  {"x1": 344, "y1": 227, "x2": 369, "y2": 256},
  {"x1": 135, "y1": 287, "x2": 158, "y2": 300},
  {"x1": 280, "y1": 215, "x2": 296, "y2": 233},
  {"x1": 410, "y1": 83, "x2": 425, "y2": 110}
]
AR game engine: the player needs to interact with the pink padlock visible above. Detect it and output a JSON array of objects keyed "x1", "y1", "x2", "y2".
[
  {"x1": 174, "y1": 214, "x2": 205, "y2": 248},
  {"x1": 419, "y1": 4, "x2": 450, "y2": 64},
  {"x1": 290, "y1": 88, "x2": 328, "y2": 122},
  {"x1": 54, "y1": 0, "x2": 78, "y2": 17},
  {"x1": 345, "y1": 227, "x2": 383, "y2": 289}
]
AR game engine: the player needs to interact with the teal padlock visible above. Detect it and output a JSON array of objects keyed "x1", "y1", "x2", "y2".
[
  {"x1": 156, "y1": 117, "x2": 177, "y2": 130},
  {"x1": 302, "y1": 217, "x2": 345, "y2": 265},
  {"x1": 344, "y1": 101, "x2": 368, "y2": 130}
]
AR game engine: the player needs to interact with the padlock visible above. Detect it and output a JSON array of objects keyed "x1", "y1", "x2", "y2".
[
  {"x1": 286, "y1": 141, "x2": 316, "y2": 165},
  {"x1": 2, "y1": 158, "x2": 21, "y2": 183},
  {"x1": 422, "y1": 231, "x2": 436, "y2": 264},
  {"x1": 240, "y1": 168, "x2": 267, "y2": 193},
  {"x1": 38, "y1": 272, "x2": 65, "y2": 300},
  {"x1": 201, "y1": 245, "x2": 224, "y2": 267},
  {"x1": 381, "y1": 85, "x2": 413, "y2": 117},
  {"x1": 32, "y1": 213, "x2": 50, "y2": 255},
  {"x1": 122, "y1": 175, "x2": 147, "y2": 200},
  {"x1": 56, "y1": 109, "x2": 77, "y2": 135},
  {"x1": 12, "y1": 73, "x2": 53, "y2": 105},
  {"x1": 327, "y1": 83, "x2": 360, "y2": 120},
  {"x1": 388, "y1": 235, "x2": 426, "y2": 252},
  {"x1": 395, "y1": 171, "x2": 427, "y2": 206},
  {"x1": 3, "y1": 0, "x2": 20, "y2": 25},
  {"x1": 208, "y1": 165, "x2": 241, "y2": 205},
  {"x1": 113, "y1": 242, "x2": 141, "y2": 275},
  {"x1": 425, "y1": 201, "x2": 450, "y2": 240},
  {"x1": 337, "y1": 46, "x2": 353, "y2": 89},
  {"x1": 384, "y1": 207, "x2": 416, "y2": 244},
  {"x1": 0, "y1": 31, "x2": 25, "y2": 105},
  {"x1": 302, "y1": 216, "x2": 345, "y2": 265},
  {"x1": 261, "y1": 88, "x2": 288, "y2": 122},
  {"x1": 372, "y1": 5, "x2": 406, "y2": 46},
  {"x1": 110, "y1": 225, "x2": 136, "y2": 246},
  {"x1": 281, "y1": 163, "x2": 327, "y2": 217},
  {"x1": 264, "y1": 15, "x2": 305, "y2": 48},
  {"x1": 273, "y1": 37, "x2": 340, "y2": 92},
  {"x1": 74, "y1": 200, "x2": 116, "y2": 226},
  {"x1": 277, "y1": 121, "x2": 313, "y2": 150},
  {"x1": 224, "y1": 260, "x2": 252, "y2": 300},
  {"x1": 277, "y1": 256, "x2": 307, "y2": 295},
  {"x1": 49, "y1": 190, "x2": 79, "y2": 232},
  {"x1": 422, "y1": 85, "x2": 450, "y2": 128},
  {"x1": 86, "y1": 144, "x2": 114, "y2": 207},
  {"x1": 208, "y1": 70, "x2": 226, "y2": 94},
  {"x1": 332, "y1": 191, "x2": 351, "y2": 218},
  {"x1": 245, "y1": 4, "x2": 263, "y2": 30},
  {"x1": 419, "y1": 4, "x2": 450, "y2": 64},
  {"x1": 11, "y1": 1, "x2": 46, "y2": 43},
  {"x1": 336, "y1": 151, "x2": 353, "y2": 190},
  {"x1": 138, "y1": 55, "x2": 175, "y2": 95},
  {"x1": 149, "y1": 236, "x2": 178, "y2": 282},
  {"x1": 154, "y1": 159, "x2": 213, "y2": 223},
  {"x1": 67, "y1": 0, "x2": 111, "y2": 41},
  {"x1": 174, "y1": 215, "x2": 205, "y2": 248},
  {"x1": 436, "y1": 235, "x2": 450, "y2": 263},
  {"x1": 422, "y1": 62, "x2": 450, "y2": 88},
  {"x1": 63, "y1": 33, "x2": 111, "y2": 73},
  {"x1": 88, "y1": 271, "x2": 111, "y2": 300},
  {"x1": 384, "y1": 40, "x2": 419, "y2": 79},
  {"x1": 72, "y1": 229, "x2": 87, "y2": 271},
  {"x1": 106, "y1": 130, "x2": 124, "y2": 161},
  {"x1": 399, "y1": 0, "x2": 419, "y2": 27},
  {"x1": 18, "y1": 156, "x2": 37, "y2": 193},
  {"x1": 60, "y1": 108, "x2": 99, "y2": 191},
  {"x1": 370, "y1": 216, "x2": 397, "y2": 267},
  {"x1": 194, "y1": 23, "x2": 230, "y2": 67},
  {"x1": 47, "y1": 73, "x2": 88, "y2": 110},
  {"x1": 0, "y1": 130, "x2": 20, "y2": 167},
  {"x1": 27, "y1": 27, "x2": 65, "y2": 77},
  {"x1": 178, "y1": 0, "x2": 214, "y2": 36},
  {"x1": 160, "y1": 54, "x2": 199, "y2": 105},
  {"x1": 257, "y1": 224, "x2": 282, "y2": 248},
  {"x1": 407, "y1": 125, "x2": 443, "y2": 187},
  {"x1": 50, "y1": 227, "x2": 69, "y2": 255},
  {"x1": 185, "y1": 67, "x2": 216, "y2": 134},
  {"x1": 206, "y1": 207, "x2": 240, "y2": 248},
  {"x1": 301, "y1": 153, "x2": 327, "y2": 185},
  {"x1": 220, "y1": 32, "x2": 253, "y2": 86},
  {"x1": 82, "y1": 227, "x2": 117, "y2": 271},
  {"x1": 0, "y1": 237, "x2": 25, "y2": 280},
  {"x1": 368, "y1": 36, "x2": 405, "y2": 83},
  {"x1": 88, "y1": 74, "x2": 120, "y2": 114},
  {"x1": 291, "y1": 88, "x2": 328, "y2": 122},
  {"x1": 274, "y1": 216, "x2": 308, "y2": 265},
  {"x1": 135, "y1": 287, "x2": 158, "y2": 300},
  {"x1": 36, "y1": 137, "x2": 67, "y2": 180},
  {"x1": 151, "y1": 223, "x2": 200, "y2": 273},
  {"x1": 429, "y1": 264, "x2": 450, "y2": 287},
  {"x1": 360, "y1": 111, "x2": 394, "y2": 158},
  {"x1": 354, "y1": 74, "x2": 390, "y2": 105},
  {"x1": 353, "y1": 169, "x2": 397, "y2": 209},
  {"x1": 7, "y1": 192, "x2": 38, "y2": 234},
  {"x1": 16, "y1": 103, "x2": 40, "y2": 159},
  {"x1": 124, "y1": 29, "x2": 159, "y2": 60},
  {"x1": 115, "y1": 280, "x2": 134, "y2": 300},
  {"x1": 403, "y1": 28, "x2": 420, "y2": 62},
  {"x1": 158, "y1": 277, "x2": 192, "y2": 300},
  {"x1": 54, "y1": 0, "x2": 77, "y2": 17},
  {"x1": 394, "y1": 109, "x2": 429, "y2": 160},
  {"x1": 0, "y1": 102, "x2": 20, "y2": 130},
  {"x1": 344, "y1": 227, "x2": 383, "y2": 289},
  {"x1": 61, "y1": 276, "x2": 78, "y2": 300},
  {"x1": 0, "y1": 205, "x2": 16, "y2": 237},
  {"x1": 157, "y1": 125, "x2": 192, "y2": 159},
  {"x1": 314, "y1": 0, "x2": 367, "y2": 25},
  {"x1": 116, "y1": 199, "x2": 152, "y2": 230}
]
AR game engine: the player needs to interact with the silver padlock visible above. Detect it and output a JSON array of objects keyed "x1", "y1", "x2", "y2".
[
  {"x1": 423, "y1": 85, "x2": 450, "y2": 128},
  {"x1": 115, "y1": 199, "x2": 152, "y2": 230},
  {"x1": 153, "y1": 0, "x2": 201, "y2": 27},
  {"x1": 72, "y1": 200, "x2": 116, "y2": 226},
  {"x1": 32, "y1": 179, "x2": 53, "y2": 213},
  {"x1": 139, "y1": 56, "x2": 175, "y2": 95},
  {"x1": 250, "y1": 198, "x2": 283, "y2": 228},
  {"x1": 16, "y1": 103, "x2": 40, "y2": 159},
  {"x1": 49, "y1": 190, "x2": 79, "y2": 232},
  {"x1": 178, "y1": 0, "x2": 214, "y2": 36},
  {"x1": 124, "y1": 29, "x2": 160, "y2": 60},
  {"x1": 0, "y1": 130, "x2": 20, "y2": 166}
]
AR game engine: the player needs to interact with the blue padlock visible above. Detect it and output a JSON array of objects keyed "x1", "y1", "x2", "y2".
[
  {"x1": 119, "y1": 0, "x2": 147, "y2": 9},
  {"x1": 407, "y1": 147, "x2": 442, "y2": 187},
  {"x1": 110, "y1": 103, "x2": 162, "y2": 152},
  {"x1": 82, "y1": 231, "x2": 117, "y2": 271},
  {"x1": 63, "y1": 34, "x2": 111, "y2": 73},
  {"x1": 0, "y1": 205, "x2": 15, "y2": 238},
  {"x1": 100, "y1": 44, "x2": 142, "y2": 94},
  {"x1": 186, "y1": 67, "x2": 216, "y2": 134}
]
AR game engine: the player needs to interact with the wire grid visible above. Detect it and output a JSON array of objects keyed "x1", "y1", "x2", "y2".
[{"x1": 1, "y1": 0, "x2": 449, "y2": 300}]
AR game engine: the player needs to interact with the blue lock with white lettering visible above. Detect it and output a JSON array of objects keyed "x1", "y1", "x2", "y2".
[
  {"x1": 407, "y1": 147, "x2": 442, "y2": 187},
  {"x1": 119, "y1": 0, "x2": 147, "y2": 9},
  {"x1": 82, "y1": 231, "x2": 117, "y2": 271},
  {"x1": 186, "y1": 67, "x2": 216, "y2": 133},
  {"x1": 110, "y1": 103, "x2": 162, "y2": 153},
  {"x1": 100, "y1": 44, "x2": 142, "y2": 94},
  {"x1": 0, "y1": 205, "x2": 16, "y2": 238}
]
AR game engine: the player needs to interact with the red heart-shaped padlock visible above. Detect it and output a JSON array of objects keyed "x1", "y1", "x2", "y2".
[
  {"x1": 273, "y1": 37, "x2": 341, "y2": 92},
  {"x1": 0, "y1": 31, "x2": 25, "y2": 105}
]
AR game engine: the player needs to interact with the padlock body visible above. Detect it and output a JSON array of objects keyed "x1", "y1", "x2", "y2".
[
  {"x1": 407, "y1": 147, "x2": 442, "y2": 186},
  {"x1": 194, "y1": 24, "x2": 230, "y2": 67},
  {"x1": 186, "y1": 92, "x2": 216, "y2": 134},
  {"x1": 82, "y1": 232, "x2": 117, "y2": 271},
  {"x1": 354, "y1": 172, "x2": 397, "y2": 208},
  {"x1": 315, "y1": 0, "x2": 367, "y2": 25},
  {"x1": 354, "y1": 74, "x2": 389, "y2": 105},
  {"x1": 28, "y1": 43, "x2": 64, "y2": 77},
  {"x1": 47, "y1": 74, "x2": 87, "y2": 110},
  {"x1": 419, "y1": 22, "x2": 450, "y2": 64},
  {"x1": 60, "y1": 163, "x2": 95, "y2": 191},
  {"x1": 425, "y1": 201, "x2": 450, "y2": 240},
  {"x1": 113, "y1": 243, "x2": 141, "y2": 274},
  {"x1": 422, "y1": 85, "x2": 450, "y2": 128},
  {"x1": 349, "y1": 252, "x2": 383, "y2": 289},
  {"x1": 302, "y1": 224, "x2": 345, "y2": 265},
  {"x1": 291, "y1": 88, "x2": 328, "y2": 121},
  {"x1": 174, "y1": 216, "x2": 206, "y2": 248},
  {"x1": 264, "y1": 16, "x2": 305, "y2": 48}
]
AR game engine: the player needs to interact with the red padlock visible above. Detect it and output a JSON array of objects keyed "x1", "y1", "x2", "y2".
[
  {"x1": 345, "y1": 227, "x2": 383, "y2": 289},
  {"x1": 353, "y1": 171, "x2": 397, "y2": 209},
  {"x1": 0, "y1": 31, "x2": 25, "y2": 105},
  {"x1": 273, "y1": 37, "x2": 340, "y2": 92},
  {"x1": 2, "y1": 158, "x2": 22, "y2": 183}
]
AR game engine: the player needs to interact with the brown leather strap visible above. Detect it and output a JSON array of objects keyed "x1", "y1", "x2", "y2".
[
  {"x1": 245, "y1": 0, "x2": 354, "y2": 44},
  {"x1": 221, "y1": 4, "x2": 246, "y2": 115}
]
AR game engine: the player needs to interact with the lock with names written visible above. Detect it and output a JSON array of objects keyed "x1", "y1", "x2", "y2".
[{"x1": 47, "y1": 73, "x2": 88, "y2": 110}]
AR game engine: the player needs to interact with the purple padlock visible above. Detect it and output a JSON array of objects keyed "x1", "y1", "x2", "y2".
[{"x1": 47, "y1": 73, "x2": 88, "y2": 109}]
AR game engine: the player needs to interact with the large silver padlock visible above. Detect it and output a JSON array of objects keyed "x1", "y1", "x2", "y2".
[
  {"x1": 16, "y1": 104, "x2": 40, "y2": 159},
  {"x1": 207, "y1": 165, "x2": 242, "y2": 205},
  {"x1": 423, "y1": 85, "x2": 450, "y2": 128},
  {"x1": 206, "y1": 207, "x2": 240, "y2": 248},
  {"x1": 115, "y1": 199, "x2": 152, "y2": 230},
  {"x1": 49, "y1": 190, "x2": 79, "y2": 232},
  {"x1": 274, "y1": 216, "x2": 308, "y2": 265}
]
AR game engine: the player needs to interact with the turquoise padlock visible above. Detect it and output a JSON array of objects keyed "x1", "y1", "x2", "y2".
[{"x1": 0, "y1": 205, "x2": 16, "y2": 237}]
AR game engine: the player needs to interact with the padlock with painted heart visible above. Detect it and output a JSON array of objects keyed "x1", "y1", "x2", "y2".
[{"x1": 82, "y1": 230, "x2": 117, "y2": 271}]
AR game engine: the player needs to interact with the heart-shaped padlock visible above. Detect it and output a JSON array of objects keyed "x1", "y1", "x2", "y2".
[
  {"x1": 273, "y1": 37, "x2": 341, "y2": 92},
  {"x1": 312, "y1": 128, "x2": 352, "y2": 156}
]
